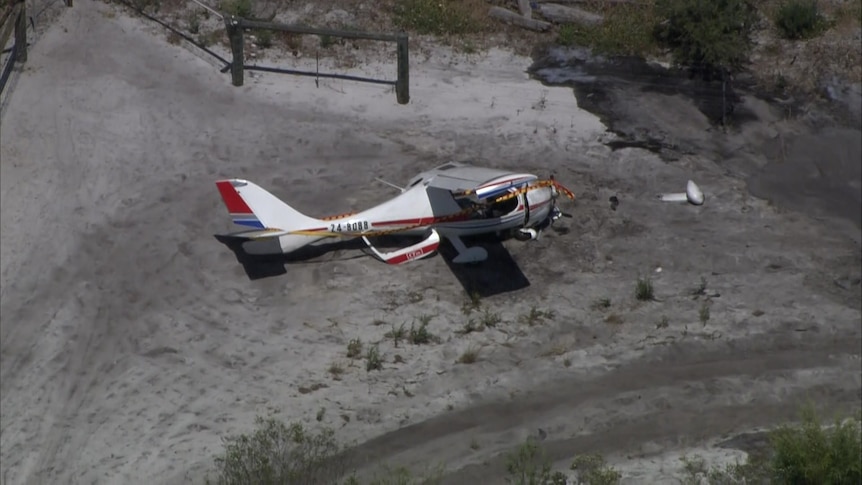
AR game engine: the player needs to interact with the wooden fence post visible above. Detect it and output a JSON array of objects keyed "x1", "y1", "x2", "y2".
[
  {"x1": 395, "y1": 32, "x2": 409, "y2": 105},
  {"x1": 224, "y1": 16, "x2": 244, "y2": 86},
  {"x1": 14, "y1": 0, "x2": 26, "y2": 63}
]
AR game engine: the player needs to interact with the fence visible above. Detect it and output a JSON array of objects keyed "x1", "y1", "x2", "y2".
[
  {"x1": 0, "y1": 0, "x2": 28, "y2": 96},
  {"x1": 224, "y1": 16, "x2": 410, "y2": 105}
]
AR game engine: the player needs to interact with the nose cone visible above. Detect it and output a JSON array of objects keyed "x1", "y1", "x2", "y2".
[{"x1": 686, "y1": 180, "x2": 704, "y2": 205}]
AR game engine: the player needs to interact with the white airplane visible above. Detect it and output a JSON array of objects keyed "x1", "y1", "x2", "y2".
[{"x1": 215, "y1": 162, "x2": 575, "y2": 265}]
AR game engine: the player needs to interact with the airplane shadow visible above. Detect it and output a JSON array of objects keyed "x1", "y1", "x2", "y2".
[
  {"x1": 214, "y1": 233, "x2": 531, "y2": 297},
  {"x1": 437, "y1": 234, "x2": 531, "y2": 298},
  {"x1": 213, "y1": 234, "x2": 368, "y2": 280}
]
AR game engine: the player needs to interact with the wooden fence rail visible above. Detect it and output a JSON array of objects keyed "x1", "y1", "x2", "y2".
[
  {"x1": 0, "y1": 0, "x2": 27, "y2": 96},
  {"x1": 224, "y1": 16, "x2": 409, "y2": 104}
]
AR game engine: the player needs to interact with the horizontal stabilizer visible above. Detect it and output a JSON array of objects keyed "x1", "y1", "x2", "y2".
[{"x1": 362, "y1": 229, "x2": 441, "y2": 265}]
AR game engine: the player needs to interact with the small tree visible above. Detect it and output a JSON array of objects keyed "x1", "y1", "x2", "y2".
[
  {"x1": 654, "y1": 0, "x2": 758, "y2": 80},
  {"x1": 769, "y1": 404, "x2": 862, "y2": 484},
  {"x1": 211, "y1": 416, "x2": 349, "y2": 485}
]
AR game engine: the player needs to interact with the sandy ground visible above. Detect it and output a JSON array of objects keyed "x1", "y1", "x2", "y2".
[{"x1": 1, "y1": 1, "x2": 860, "y2": 484}]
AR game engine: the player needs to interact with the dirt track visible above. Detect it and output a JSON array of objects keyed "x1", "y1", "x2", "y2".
[{"x1": 1, "y1": 1, "x2": 860, "y2": 484}]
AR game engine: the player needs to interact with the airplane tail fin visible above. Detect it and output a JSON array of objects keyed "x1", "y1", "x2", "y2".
[{"x1": 215, "y1": 179, "x2": 323, "y2": 232}]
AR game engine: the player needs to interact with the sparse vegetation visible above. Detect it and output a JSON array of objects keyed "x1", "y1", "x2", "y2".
[
  {"x1": 255, "y1": 28, "x2": 273, "y2": 48},
  {"x1": 219, "y1": 0, "x2": 251, "y2": 18},
  {"x1": 692, "y1": 277, "x2": 707, "y2": 297},
  {"x1": 365, "y1": 345, "x2": 383, "y2": 371},
  {"x1": 384, "y1": 322, "x2": 407, "y2": 347},
  {"x1": 347, "y1": 338, "x2": 363, "y2": 359},
  {"x1": 557, "y1": 24, "x2": 577, "y2": 47},
  {"x1": 635, "y1": 276, "x2": 654, "y2": 301},
  {"x1": 457, "y1": 345, "x2": 481, "y2": 364},
  {"x1": 699, "y1": 302, "x2": 710, "y2": 325},
  {"x1": 480, "y1": 307, "x2": 502, "y2": 328},
  {"x1": 186, "y1": 11, "x2": 200, "y2": 34},
  {"x1": 557, "y1": 3, "x2": 659, "y2": 56},
  {"x1": 604, "y1": 313, "x2": 624, "y2": 325},
  {"x1": 408, "y1": 316, "x2": 436, "y2": 345},
  {"x1": 328, "y1": 362, "x2": 345, "y2": 380},
  {"x1": 591, "y1": 297, "x2": 611, "y2": 311},
  {"x1": 519, "y1": 306, "x2": 556, "y2": 326},
  {"x1": 355, "y1": 464, "x2": 445, "y2": 485},
  {"x1": 392, "y1": 0, "x2": 487, "y2": 36},
  {"x1": 458, "y1": 318, "x2": 484, "y2": 335},
  {"x1": 299, "y1": 381, "x2": 328, "y2": 394},
  {"x1": 319, "y1": 34, "x2": 336, "y2": 49},
  {"x1": 460, "y1": 291, "x2": 482, "y2": 315}
]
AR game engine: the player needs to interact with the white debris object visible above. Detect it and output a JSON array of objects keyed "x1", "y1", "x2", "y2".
[{"x1": 658, "y1": 180, "x2": 705, "y2": 205}]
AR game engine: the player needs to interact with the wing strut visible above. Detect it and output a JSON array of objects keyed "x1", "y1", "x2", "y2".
[{"x1": 448, "y1": 235, "x2": 489, "y2": 264}]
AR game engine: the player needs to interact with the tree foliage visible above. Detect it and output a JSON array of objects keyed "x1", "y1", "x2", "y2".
[{"x1": 653, "y1": 0, "x2": 759, "y2": 79}]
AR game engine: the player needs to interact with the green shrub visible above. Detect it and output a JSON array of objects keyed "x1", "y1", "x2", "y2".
[
  {"x1": 365, "y1": 345, "x2": 383, "y2": 371},
  {"x1": 775, "y1": 0, "x2": 825, "y2": 40},
  {"x1": 769, "y1": 404, "x2": 862, "y2": 484},
  {"x1": 256, "y1": 29, "x2": 273, "y2": 48},
  {"x1": 557, "y1": 24, "x2": 578, "y2": 46},
  {"x1": 571, "y1": 454, "x2": 622, "y2": 485},
  {"x1": 408, "y1": 317, "x2": 436, "y2": 345},
  {"x1": 505, "y1": 437, "x2": 568, "y2": 485},
  {"x1": 654, "y1": 0, "x2": 758, "y2": 79},
  {"x1": 210, "y1": 417, "x2": 347, "y2": 485},
  {"x1": 635, "y1": 276, "x2": 654, "y2": 301}
]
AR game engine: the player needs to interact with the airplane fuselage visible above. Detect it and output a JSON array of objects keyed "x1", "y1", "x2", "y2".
[{"x1": 312, "y1": 173, "x2": 555, "y2": 240}]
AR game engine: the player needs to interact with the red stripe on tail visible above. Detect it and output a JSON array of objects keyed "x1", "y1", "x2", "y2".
[{"x1": 216, "y1": 180, "x2": 254, "y2": 215}]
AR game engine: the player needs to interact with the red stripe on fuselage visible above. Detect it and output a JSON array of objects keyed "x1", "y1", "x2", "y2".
[
  {"x1": 530, "y1": 199, "x2": 551, "y2": 210},
  {"x1": 373, "y1": 218, "x2": 429, "y2": 227},
  {"x1": 216, "y1": 181, "x2": 254, "y2": 215},
  {"x1": 374, "y1": 213, "x2": 472, "y2": 228}
]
